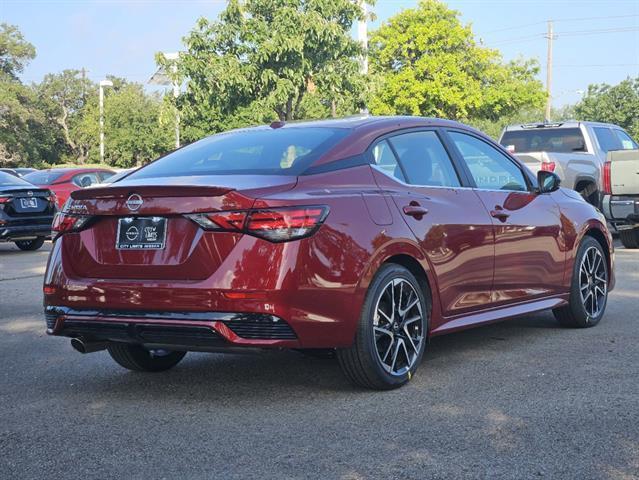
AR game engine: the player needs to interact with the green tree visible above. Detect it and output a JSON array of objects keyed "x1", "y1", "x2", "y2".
[
  {"x1": 0, "y1": 23, "x2": 36, "y2": 80},
  {"x1": 163, "y1": 0, "x2": 372, "y2": 142},
  {"x1": 368, "y1": 0, "x2": 545, "y2": 122},
  {"x1": 74, "y1": 80, "x2": 173, "y2": 167},
  {"x1": 36, "y1": 69, "x2": 96, "y2": 163},
  {"x1": 0, "y1": 24, "x2": 63, "y2": 167},
  {"x1": 575, "y1": 77, "x2": 639, "y2": 139}
]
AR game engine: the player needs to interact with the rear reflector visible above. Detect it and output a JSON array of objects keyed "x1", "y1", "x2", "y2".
[
  {"x1": 602, "y1": 161, "x2": 611, "y2": 195},
  {"x1": 186, "y1": 206, "x2": 329, "y2": 243}
]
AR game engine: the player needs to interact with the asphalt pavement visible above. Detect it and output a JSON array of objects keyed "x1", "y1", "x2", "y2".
[{"x1": 1, "y1": 241, "x2": 637, "y2": 479}]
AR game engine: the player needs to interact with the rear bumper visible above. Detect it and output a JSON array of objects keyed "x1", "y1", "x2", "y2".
[
  {"x1": 45, "y1": 306, "x2": 301, "y2": 350},
  {"x1": 43, "y1": 233, "x2": 367, "y2": 349},
  {"x1": 601, "y1": 195, "x2": 639, "y2": 231},
  {"x1": 0, "y1": 222, "x2": 52, "y2": 241}
]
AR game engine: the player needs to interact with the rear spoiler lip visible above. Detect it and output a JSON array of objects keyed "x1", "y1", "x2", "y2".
[{"x1": 71, "y1": 185, "x2": 236, "y2": 200}]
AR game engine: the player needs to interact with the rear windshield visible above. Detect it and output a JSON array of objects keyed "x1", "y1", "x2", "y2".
[
  {"x1": 0, "y1": 171, "x2": 31, "y2": 187},
  {"x1": 129, "y1": 127, "x2": 350, "y2": 179},
  {"x1": 500, "y1": 128, "x2": 586, "y2": 154},
  {"x1": 23, "y1": 170, "x2": 65, "y2": 185}
]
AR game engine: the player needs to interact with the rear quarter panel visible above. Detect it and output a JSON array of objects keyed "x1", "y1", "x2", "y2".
[{"x1": 555, "y1": 188, "x2": 615, "y2": 290}]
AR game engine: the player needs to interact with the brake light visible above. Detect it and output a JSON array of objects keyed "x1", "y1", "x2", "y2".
[
  {"x1": 51, "y1": 212, "x2": 91, "y2": 239},
  {"x1": 186, "y1": 206, "x2": 329, "y2": 243},
  {"x1": 46, "y1": 191, "x2": 57, "y2": 206},
  {"x1": 540, "y1": 161, "x2": 556, "y2": 172},
  {"x1": 0, "y1": 196, "x2": 11, "y2": 204},
  {"x1": 602, "y1": 161, "x2": 611, "y2": 195}
]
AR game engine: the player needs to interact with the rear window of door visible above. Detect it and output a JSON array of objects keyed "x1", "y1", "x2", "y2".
[
  {"x1": 372, "y1": 140, "x2": 406, "y2": 182},
  {"x1": 449, "y1": 132, "x2": 528, "y2": 192},
  {"x1": 593, "y1": 127, "x2": 623, "y2": 153},
  {"x1": 614, "y1": 130, "x2": 638, "y2": 150},
  {"x1": 386, "y1": 131, "x2": 460, "y2": 187}
]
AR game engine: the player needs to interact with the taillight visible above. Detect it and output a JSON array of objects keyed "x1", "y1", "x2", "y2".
[
  {"x1": 602, "y1": 161, "x2": 611, "y2": 195},
  {"x1": 186, "y1": 206, "x2": 329, "y2": 243},
  {"x1": 540, "y1": 161, "x2": 556, "y2": 172},
  {"x1": 0, "y1": 196, "x2": 11, "y2": 204},
  {"x1": 46, "y1": 192, "x2": 58, "y2": 207},
  {"x1": 51, "y1": 212, "x2": 91, "y2": 239}
]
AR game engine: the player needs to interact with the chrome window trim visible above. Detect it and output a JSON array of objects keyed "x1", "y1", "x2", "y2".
[{"x1": 371, "y1": 164, "x2": 532, "y2": 193}]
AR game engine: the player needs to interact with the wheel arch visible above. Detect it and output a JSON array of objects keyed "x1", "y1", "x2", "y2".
[
  {"x1": 574, "y1": 176, "x2": 599, "y2": 206},
  {"x1": 574, "y1": 220, "x2": 615, "y2": 290},
  {"x1": 358, "y1": 241, "x2": 442, "y2": 331}
]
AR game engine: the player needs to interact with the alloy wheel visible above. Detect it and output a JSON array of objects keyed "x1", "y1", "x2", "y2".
[
  {"x1": 373, "y1": 278, "x2": 424, "y2": 376},
  {"x1": 579, "y1": 246, "x2": 607, "y2": 319}
]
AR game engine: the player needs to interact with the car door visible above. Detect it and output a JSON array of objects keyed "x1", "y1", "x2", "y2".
[
  {"x1": 369, "y1": 130, "x2": 495, "y2": 319},
  {"x1": 446, "y1": 130, "x2": 565, "y2": 305}
]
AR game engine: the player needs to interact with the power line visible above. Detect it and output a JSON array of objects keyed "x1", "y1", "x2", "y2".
[
  {"x1": 483, "y1": 14, "x2": 639, "y2": 35},
  {"x1": 485, "y1": 26, "x2": 639, "y2": 47}
]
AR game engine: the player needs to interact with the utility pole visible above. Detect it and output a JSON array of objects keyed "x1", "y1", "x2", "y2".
[
  {"x1": 80, "y1": 67, "x2": 87, "y2": 103},
  {"x1": 544, "y1": 20, "x2": 554, "y2": 122},
  {"x1": 357, "y1": 0, "x2": 368, "y2": 75},
  {"x1": 357, "y1": 0, "x2": 369, "y2": 115},
  {"x1": 99, "y1": 79, "x2": 113, "y2": 164}
]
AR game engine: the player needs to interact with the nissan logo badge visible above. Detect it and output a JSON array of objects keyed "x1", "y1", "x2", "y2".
[{"x1": 126, "y1": 194, "x2": 143, "y2": 211}]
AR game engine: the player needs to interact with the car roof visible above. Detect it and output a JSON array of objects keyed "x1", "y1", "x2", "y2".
[{"x1": 244, "y1": 115, "x2": 466, "y2": 131}]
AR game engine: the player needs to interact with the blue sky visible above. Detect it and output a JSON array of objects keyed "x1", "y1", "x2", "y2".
[{"x1": 3, "y1": 0, "x2": 639, "y2": 107}]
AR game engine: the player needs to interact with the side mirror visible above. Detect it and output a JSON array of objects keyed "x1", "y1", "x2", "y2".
[{"x1": 537, "y1": 170, "x2": 561, "y2": 194}]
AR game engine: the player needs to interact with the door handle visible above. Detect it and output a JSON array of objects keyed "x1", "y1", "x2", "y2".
[
  {"x1": 490, "y1": 205, "x2": 510, "y2": 222},
  {"x1": 403, "y1": 204, "x2": 429, "y2": 218}
]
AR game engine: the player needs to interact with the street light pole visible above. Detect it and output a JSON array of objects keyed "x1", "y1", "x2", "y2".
[{"x1": 99, "y1": 79, "x2": 113, "y2": 164}]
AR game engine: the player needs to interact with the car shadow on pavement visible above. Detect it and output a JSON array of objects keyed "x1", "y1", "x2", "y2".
[{"x1": 50, "y1": 311, "x2": 566, "y2": 399}]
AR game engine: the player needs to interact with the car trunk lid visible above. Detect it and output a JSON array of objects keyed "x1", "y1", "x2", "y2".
[{"x1": 62, "y1": 175, "x2": 297, "y2": 280}]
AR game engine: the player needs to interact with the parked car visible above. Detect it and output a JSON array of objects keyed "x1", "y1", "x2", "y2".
[
  {"x1": 44, "y1": 116, "x2": 614, "y2": 390},
  {"x1": 96, "y1": 168, "x2": 136, "y2": 185},
  {"x1": 0, "y1": 167, "x2": 37, "y2": 177},
  {"x1": 0, "y1": 171, "x2": 56, "y2": 250},
  {"x1": 23, "y1": 168, "x2": 114, "y2": 208},
  {"x1": 14, "y1": 167, "x2": 38, "y2": 177},
  {"x1": 601, "y1": 149, "x2": 639, "y2": 248},
  {"x1": 0, "y1": 168, "x2": 19, "y2": 177},
  {"x1": 499, "y1": 121, "x2": 638, "y2": 206}
]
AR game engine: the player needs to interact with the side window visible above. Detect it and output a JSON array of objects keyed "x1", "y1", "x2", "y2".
[
  {"x1": 372, "y1": 140, "x2": 406, "y2": 182},
  {"x1": 593, "y1": 127, "x2": 622, "y2": 153},
  {"x1": 387, "y1": 131, "x2": 460, "y2": 187},
  {"x1": 614, "y1": 130, "x2": 638, "y2": 150},
  {"x1": 97, "y1": 171, "x2": 114, "y2": 182},
  {"x1": 449, "y1": 131, "x2": 528, "y2": 192},
  {"x1": 72, "y1": 173, "x2": 99, "y2": 188}
]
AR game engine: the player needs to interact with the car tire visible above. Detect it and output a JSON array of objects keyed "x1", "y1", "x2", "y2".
[
  {"x1": 619, "y1": 229, "x2": 639, "y2": 249},
  {"x1": 553, "y1": 236, "x2": 609, "y2": 328},
  {"x1": 337, "y1": 263, "x2": 429, "y2": 390},
  {"x1": 107, "y1": 344, "x2": 186, "y2": 372},
  {"x1": 14, "y1": 237, "x2": 45, "y2": 251}
]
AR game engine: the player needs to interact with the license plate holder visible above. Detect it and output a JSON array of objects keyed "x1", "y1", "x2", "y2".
[
  {"x1": 116, "y1": 217, "x2": 167, "y2": 250},
  {"x1": 20, "y1": 198, "x2": 38, "y2": 209}
]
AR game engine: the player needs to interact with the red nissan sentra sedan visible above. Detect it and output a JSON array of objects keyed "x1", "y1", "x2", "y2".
[{"x1": 43, "y1": 116, "x2": 614, "y2": 390}]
